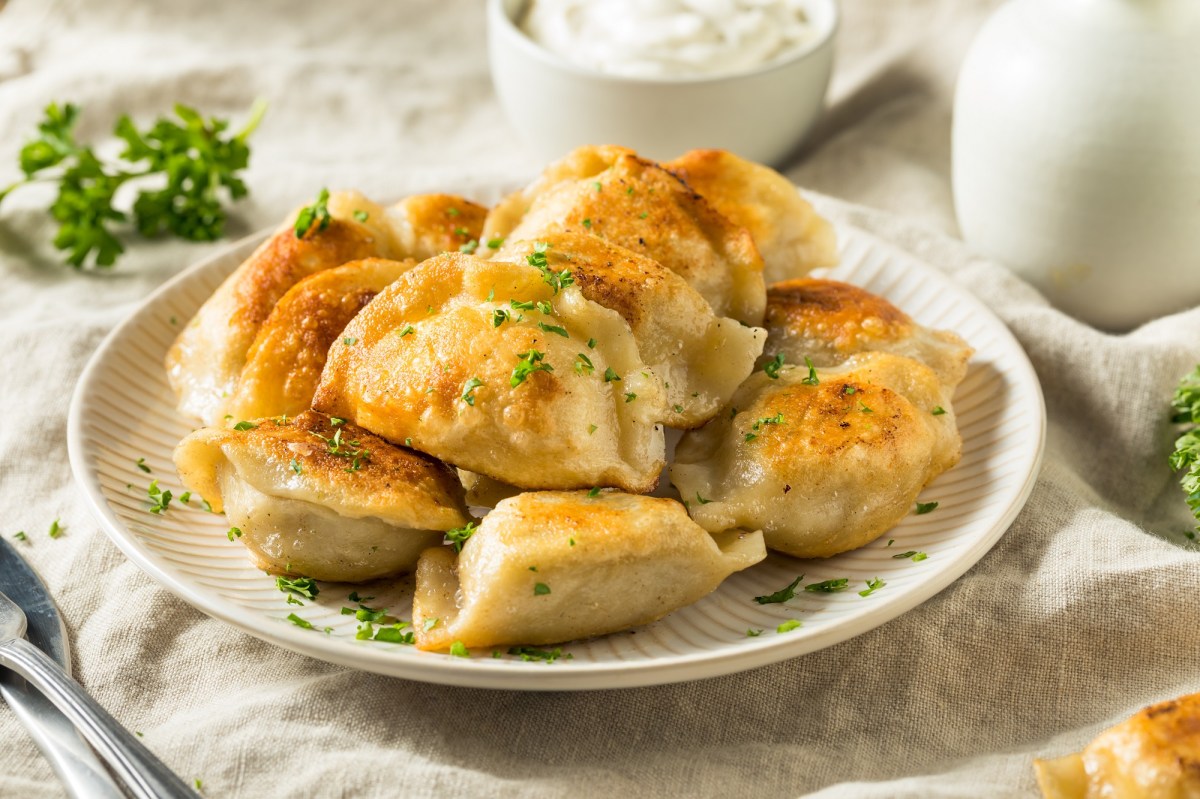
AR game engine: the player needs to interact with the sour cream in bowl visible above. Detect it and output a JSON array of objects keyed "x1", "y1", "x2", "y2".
[{"x1": 488, "y1": 0, "x2": 838, "y2": 166}]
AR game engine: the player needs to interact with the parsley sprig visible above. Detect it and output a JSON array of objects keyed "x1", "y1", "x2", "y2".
[
  {"x1": 2, "y1": 100, "x2": 264, "y2": 269},
  {"x1": 1170, "y1": 365, "x2": 1200, "y2": 534}
]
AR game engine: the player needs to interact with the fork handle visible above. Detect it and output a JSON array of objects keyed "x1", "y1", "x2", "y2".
[{"x1": 0, "y1": 637, "x2": 194, "y2": 799}]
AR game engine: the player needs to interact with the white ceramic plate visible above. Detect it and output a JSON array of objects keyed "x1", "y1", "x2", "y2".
[{"x1": 68, "y1": 224, "x2": 1045, "y2": 690}]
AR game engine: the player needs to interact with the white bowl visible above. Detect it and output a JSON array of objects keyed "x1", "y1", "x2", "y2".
[{"x1": 487, "y1": 0, "x2": 839, "y2": 167}]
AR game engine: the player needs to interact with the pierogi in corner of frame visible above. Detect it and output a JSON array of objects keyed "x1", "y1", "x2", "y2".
[
  {"x1": 494, "y1": 230, "x2": 765, "y2": 428},
  {"x1": 412, "y1": 491, "x2": 766, "y2": 651},
  {"x1": 482, "y1": 144, "x2": 767, "y2": 326},
  {"x1": 670, "y1": 351, "x2": 961, "y2": 559},
  {"x1": 312, "y1": 252, "x2": 669, "y2": 493},
  {"x1": 173, "y1": 410, "x2": 469, "y2": 582}
]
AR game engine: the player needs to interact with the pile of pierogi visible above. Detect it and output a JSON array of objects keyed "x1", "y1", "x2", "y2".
[{"x1": 167, "y1": 145, "x2": 972, "y2": 652}]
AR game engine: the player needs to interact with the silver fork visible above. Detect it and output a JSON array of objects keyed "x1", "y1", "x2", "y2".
[{"x1": 0, "y1": 590, "x2": 194, "y2": 799}]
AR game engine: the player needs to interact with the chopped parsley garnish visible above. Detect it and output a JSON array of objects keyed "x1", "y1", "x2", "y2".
[
  {"x1": 932, "y1": 406, "x2": 946, "y2": 416},
  {"x1": 746, "y1": 412, "x2": 784, "y2": 443},
  {"x1": 859, "y1": 402, "x2": 874, "y2": 414},
  {"x1": 398, "y1": 325, "x2": 414, "y2": 338},
  {"x1": 843, "y1": 385, "x2": 857, "y2": 395},
  {"x1": 892, "y1": 550, "x2": 928, "y2": 562},
  {"x1": 754, "y1": 575, "x2": 803, "y2": 604},
  {"x1": 507, "y1": 646, "x2": 570, "y2": 663},
  {"x1": 486, "y1": 237, "x2": 504, "y2": 249},
  {"x1": 286, "y1": 613, "x2": 313, "y2": 630},
  {"x1": 587, "y1": 337, "x2": 597, "y2": 349},
  {"x1": 915, "y1": 501, "x2": 939, "y2": 515},
  {"x1": 232, "y1": 421, "x2": 257, "y2": 431},
  {"x1": 445, "y1": 521, "x2": 477, "y2": 552},
  {"x1": 801, "y1": 356, "x2": 819, "y2": 386},
  {"x1": 538, "y1": 321, "x2": 569, "y2": 338},
  {"x1": 695, "y1": 492, "x2": 713, "y2": 505},
  {"x1": 574, "y1": 352, "x2": 595, "y2": 375},
  {"x1": 638, "y1": 211, "x2": 648, "y2": 219},
  {"x1": 200, "y1": 498, "x2": 213, "y2": 513},
  {"x1": 374, "y1": 625, "x2": 415, "y2": 645},
  {"x1": 535, "y1": 299, "x2": 554, "y2": 315},
  {"x1": 330, "y1": 417, "x2": 347, "y2": 426},
  {"x1": 446, "y1": 207, "x2": 460, "y2": 217},
  {"x1": 13, "y1": 531, "x2": 27, "y2": 542},
  {"x1": 858, "y1": 577, "x2": 886, "y2": 597},
  {"x1": 581, "y1": 218, "x2": 592, "y2": 228},
  {"x1": 776, "y1": 620, "x2": 802, "y2": 634},
  {"x1": 746, "y1": 629, "x2": 763, "y2": 637},
  {"x1": 805, "y1": 578, "x2": 849, "y2": 593},
  {"x1": 673, "y1": 405, "x2": 683, "y2": 414},
  {"x1": 276, "y1": 576, "x2": 319, "y2": 599},
  {"x1": 226, "y1": 526, "x2": 242, "y2": 541},
  {"x1": 624, "y1": 392, "x2": 637, "y2": 403},
  {"x1": 593, "y1": 181, "x2": 602, "y2": 192},
  {"x1": 461, "y1": 377, "x2": 484, "y2": 406},
  {"x1": 460, "y1": 239, "x2": 479, "y2": 254},
  {"x1": 179, "y1": 491, "x2": 191, "y2": 504},
  {"x1": 147, "y1": 481, "x2": 172, "y2": 514},
  {"x1": 294, "y1": 188, "x2": 331, "y2": 239},
  {"x1": 510, "y1": 299, "x2": 536, "y2": 311},
  {"x1": 603, "y1": 367, "x2": 621, "y2": 383},
  {"x1": 453, "y1": 226, "x2": 469, "y2": 237},
  {"x1": 533, "y1": 582, "x2": 551, "y2": 596},
  {"x1": 492, "y1": 309, "x2": 510, "y2": 327},
  {"x1": 135, "y1": 457, "x2": 151, "y2": 473},
  {"x1": 290, "y1": 458, "x2": 302, "y2": 475},
  {"x1": 449, "y1": 641, "x2": 469, "y2": 658},
  {"x1": 353, "y1": 209, "x2": 369, "y2": 222},
  {"x1": 308, "y1": 427, "x2": 371, "y2": 472},
  {"x1": 1169, "y1": 366, "x2": 1200, "y2": 533},
  {"x1": 343, "y1": 336, "x2": 358, "y2": 346},
  {"x1": 587, "y1": 486, "x2": 601, "y2": 498},
  {"x1": 587, "y1": 424, "x2": 597, "y2": 434},
  {"x1": 763, "y1": 353, "x2": 785, "y2": 379},
  {"x1": 423, "y1": 617, "x2": 439, "y2": 631},
  {"x1": 47, "y1": 519, "x2": 63, "y2": 539},
  {"x1": 510, "y1": 349, "x2": 553, "y2": 387}
]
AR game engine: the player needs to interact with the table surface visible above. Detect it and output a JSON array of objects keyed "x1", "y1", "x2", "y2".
[{"x1": 2, "y1": 1, "x2": 1199, "y2": 797}]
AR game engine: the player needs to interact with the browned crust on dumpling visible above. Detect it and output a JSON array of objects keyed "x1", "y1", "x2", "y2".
[
  {"x1": 395, "y1": 194, "x2": 488, "y2": 260},
  {"x1": 766, "y1": 278, "x2": 915, "y2": 355},
  {"x1": 665, "y1": 148, "x2": 838, "y2": 282},
  {"x1": 179, "y1": 410, "x2": 468, "y2": 528},
  {"x1": 227, "y1": 258, "x2": 415, "y2": 420},
  {"x1": 485, "y1": 146, "x2": 766, "y2": 325},
  {"x1": 231, "y1": 219, "x2": 386, "y2": 331}
]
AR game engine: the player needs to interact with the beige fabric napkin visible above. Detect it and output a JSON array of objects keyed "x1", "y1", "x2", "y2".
[{"x1": 3, "y1": 1, "x2": 1199, "y2": 797}]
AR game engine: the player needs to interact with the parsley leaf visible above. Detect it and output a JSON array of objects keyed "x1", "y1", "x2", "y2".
[
  {"x1": 776, "y1": 620, "x2": 802, "y2": 633},
  {"x1": 461, "y1": 377, "x2": 483, "y2": 406},
  {"x1": 915, "y1": 501, "x2": 939, "y2": 515},
  {"x1": 805, "y1": 578, "x2": 849, "y2": 593},
  {"x1": 763, "y1": 353, "x2": 785, "y2": 379},
  {"x1": 892, "y1": 550, "x2": 928, "y2": 562},
  {"x1": 232, "y1": 421, "x2": 257, "y2": 431},
  {"x1": 801, "y1": 356, "x2": 819, "y2": 386},
  {"x1": 276, "y1": 576, "x2": 319, "y2": 599},
  {"x1": 510, "y1": 349, "x2": 553, "y2": 387},
  {"x1": 293, "y1": 187, "x2": 331, "y2": 239},
  {"x1": 931, "y1": 406, "x2": 946, "y2": 416},
  {"x1": 754, "y1": 575, "x2": 803, "y2": 604},
  {"x1": 135, "y1": 457, "x2": 151, "y2": 473},
  {"x1": 449, "y1": 641, "x2": 470, "y2": 658},
  {"x1": 147, "y1": 481, "x2": 172, "y2": 514},
  {"x1": 286, "y1": 613, "x2": 314, "y2": 630},
  {"x1": 858, "y1": 577, "x2": 886, "y2": 597},
  {"x1": 533, "y1": 582, "x2": 551, "y2": 596},
  {"x1": 507, "y1": 646, "x2": 571, "y2": 663},
  {"x1": 445, "y1": 521, "x2": 477, "y2": 552},
  {"x1": 47, "y1": 519, "x2": 64, "y2": 539}
]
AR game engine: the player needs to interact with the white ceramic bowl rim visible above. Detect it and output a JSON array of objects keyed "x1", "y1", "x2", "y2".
[{"x1": 490, "y1": 0, "x2": 841, "y2": 87}]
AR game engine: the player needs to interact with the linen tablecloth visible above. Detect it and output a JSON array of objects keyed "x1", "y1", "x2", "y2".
[{"x1": 3, "y1": 1, "x2": 1199, "y2": 796}]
